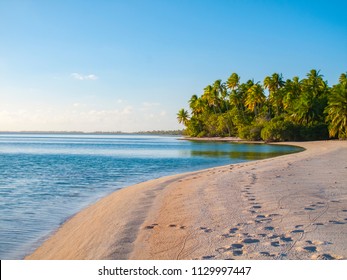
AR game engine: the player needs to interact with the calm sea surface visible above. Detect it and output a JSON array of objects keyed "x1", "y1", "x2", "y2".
[{"x1": 0, "y1": 133, "x2": 302, "y2": 259}]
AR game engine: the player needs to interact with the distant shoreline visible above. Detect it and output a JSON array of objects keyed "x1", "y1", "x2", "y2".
[{"x1": 0, "y1": 130, "x2": 184, "y2": 136}]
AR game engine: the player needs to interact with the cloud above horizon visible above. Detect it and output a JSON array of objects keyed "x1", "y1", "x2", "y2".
[
  {"x1": 71, "y1": 73, "x2": 99, "y2": 81},
  {"x1": 0, "y1": 102, "x2": 179, "y2": 132}
]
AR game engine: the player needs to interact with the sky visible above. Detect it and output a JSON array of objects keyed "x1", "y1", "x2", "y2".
[{"x1": 0, "y1": 0, "x2": 346, "y2": 132}]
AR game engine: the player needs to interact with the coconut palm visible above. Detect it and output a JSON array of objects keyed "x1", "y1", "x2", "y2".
[
  {"x1": 303, "y1": 69, "x2": 327, "y2": 98},
  {"x1": 189, "y1": 95, "x2": 206, "y2": 116},
  {"x1": 291, "y1": 70, "x2": 328, "y2": 125},
  {"x1": 325, "y1": 75, "x2": 347, "y2": 138},
  {"x1": 263, "y1": 73, "x2": 285, "y2": 116},
  {"x1": 202, "y1": 85, "x2": 221, "y2": 113},
  {"x1": 213, "y1": 80, "x2": 228, "y2": 109},
  {"x1": 245, "y1": 83, "x2": 266, "y2": 116},
  {"x1": 177, "y1": 109, "x2": 189, "y2": 126},
  {"x1": 283, "y1": 76, "x2": 302, "y2": 111},
  {"x1": 339, "y1": 72, "x2": 347, "y2": 84},
  {"x1": 229, "y1": 90, "x2": 243, "y2": 110},
  {"x1": 226, "y1": 73, "x2": 240, "y2": 90}
]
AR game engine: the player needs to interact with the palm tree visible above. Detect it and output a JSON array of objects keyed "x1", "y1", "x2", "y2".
[
  {"x1": 245, "y1": 83, "x2": 266, "y2": 116},
  {"x1": 283, "y1": 76, "x2": 302, "y2": 111},
  {"x1": 291, "y1": 70, "x2": 328, "y2": 125},
  {"x1": 177, "y1": 109, "x2": 190, "y2": 126},
  {"x1": 226, "y1": 73, "x2": 240, "y2": 90},
  {"x1": 189, "y1": 95, "x2": 205, "y2": 116},
  {"x1": 263, "y1": 73, "x2": 285, "y2": 116},
  {"x1": 303, "y1": 69, "x2": 327, "y2": 98},
  {"x1": 213, "y1": 79, "x2": 228, "y2": 111},
  {"x1": 325, "y1": 74, "x2": 347, "y2": 138},
  {"x1": 339, "y1": 72, "x2": 347, "y2": 84},
  {"x1": 202, "y1": 85, "x2": 221, "y2": 113},
  {"x1": 229, "y1": 90, "x2": 243, "y2": 110},
  {"x1": 189, "y1": 95, "x2": 198, "y2": 110},
  {"x1": 291, "y1": 93, "x2": 320, "y2": 125}
]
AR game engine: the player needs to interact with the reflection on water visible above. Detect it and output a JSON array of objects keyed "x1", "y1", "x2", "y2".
[
  {"x1": 190, "y1": 149, "x2": 297, "y2": 160},
  {"x1": 188, "y1": 142, "x2": 302, "y2": 160}
]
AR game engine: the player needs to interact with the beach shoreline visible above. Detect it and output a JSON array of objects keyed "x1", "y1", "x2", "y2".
[{"x1": 26, "y1": 140, "x2": 347, "y2": 260}]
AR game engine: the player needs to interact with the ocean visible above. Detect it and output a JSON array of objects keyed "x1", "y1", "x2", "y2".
[{"x1": 0, "y1": 133, "x2": 302, "y2": 259}]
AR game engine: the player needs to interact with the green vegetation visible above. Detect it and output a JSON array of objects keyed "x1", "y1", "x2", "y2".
[{"x1": 178, "y1": 70, "x2": 347, "y2": 141}]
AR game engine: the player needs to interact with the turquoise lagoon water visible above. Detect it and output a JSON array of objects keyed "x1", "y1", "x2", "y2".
[{"x1": 0, "y1": 133, "x2": 302, "y2": 259}]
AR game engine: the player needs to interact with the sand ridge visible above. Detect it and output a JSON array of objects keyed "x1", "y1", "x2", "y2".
[{"x1": 26, "y1": 141, "x2": 347, "y2": 260}]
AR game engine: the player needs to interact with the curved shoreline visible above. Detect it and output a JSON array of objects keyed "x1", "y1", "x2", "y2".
[{"x1": 26, "y1": 141, "x2": 347, "y2": 260}]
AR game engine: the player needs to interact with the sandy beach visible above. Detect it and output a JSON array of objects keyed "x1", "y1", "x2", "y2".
[{"x1": 26, "y1": 140, "x2": 347, "y2": 260}]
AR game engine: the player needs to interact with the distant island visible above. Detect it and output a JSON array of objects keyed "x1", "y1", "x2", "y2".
[{"x1": 178, "y1": 70, "x2": 347, "y2": 141}]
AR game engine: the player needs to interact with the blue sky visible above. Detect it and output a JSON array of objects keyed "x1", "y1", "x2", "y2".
[{"x1": 0, "y1": 0, "x2": 346, "y2": 132}]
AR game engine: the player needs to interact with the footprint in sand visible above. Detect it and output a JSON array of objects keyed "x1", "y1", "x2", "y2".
[
  {"x1": 271, "y1": 241, "x2": 280, "y2": 247},
  {"x1": 233, "y1": 250, "x2": 243, "y2": 256},
  {"x1": 268, "y1": 213, "x2": 280, "y2": 217},
  {"x1": 316, "y1": 253, "x2": 336, "y2": 260},
  {"x1": 256, "y1": 215, "x2": 266, "y2": 219},
  {"x1": 329, "y1": 220, "x2": 345, "y2": 225},
  {"x1": 200, "y1": 227, "x2": 212, "y2": 233},
  {"x1": 264, "y1": 226, "x2": 274, "y2": 231},
  {"x1": 243, "y1": 238, "x2": 260, "y2": 244},
  {"x1": 231, "y1": 243, "x2": 244, "y2": 249},
  {"x1": 169, "y1": 224, "x2": 177, "y2": 228},
  {"x1": 291, "y1": 229, "x2": 304, "y2": 233},
  {"x1": 256, "y1": 218, "x2": 272, "y2": 224},
  {"x1": 229, "y1": 227, "x2": 239, "y2": 234},
  {"x1": 260, "y1": 251, "x2": 275, "y2": 257},
  {"x1": 236, "y1": 222, "x2": 249, "y2": 227},
  {"x1": 202, "y1": 255, "x2": 215, "y2": 260},
  {"x1": 303, "y1": 246, "x2": 317, "y2": 252},
  {"x1": 144, "y1": 223, "x2": 158, "y2": 229},
  {"x1": 280, "y1": 236, "x2": 293, "y2": 242}
]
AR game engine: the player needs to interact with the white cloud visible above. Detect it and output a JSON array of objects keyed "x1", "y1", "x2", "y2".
[{"x1": 71, "y1": 73, "x2": 99, "y2": 81}]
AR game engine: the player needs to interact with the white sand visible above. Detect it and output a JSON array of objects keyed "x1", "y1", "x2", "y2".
[{"x1": 26, "y1": 141, "x2": 347, "y2": 260}]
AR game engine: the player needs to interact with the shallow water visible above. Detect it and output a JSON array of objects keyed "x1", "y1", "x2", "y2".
[{"x1": 0, "y1": 133, "x2": 302, "y2": 259}]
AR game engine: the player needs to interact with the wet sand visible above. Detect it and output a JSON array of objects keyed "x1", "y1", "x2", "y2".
[{"x1": 26, "y1": 141, "x2": 347, "y2": 260}]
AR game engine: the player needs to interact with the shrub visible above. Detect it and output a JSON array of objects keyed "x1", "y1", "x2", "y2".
[
  {"x1": 261, "y1": 119, "x2": 299, "y2": 142},
  {"x1": 299, "y1": 123, "x2": 329, "y2": 140},
  {"x1": 239, "y1": 125, "x2": 263, "y2": 140}
]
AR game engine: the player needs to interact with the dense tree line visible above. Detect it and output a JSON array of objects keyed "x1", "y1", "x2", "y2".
[{"x1": 177, "y1": 70, "x2": 347, "y2": 141}]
